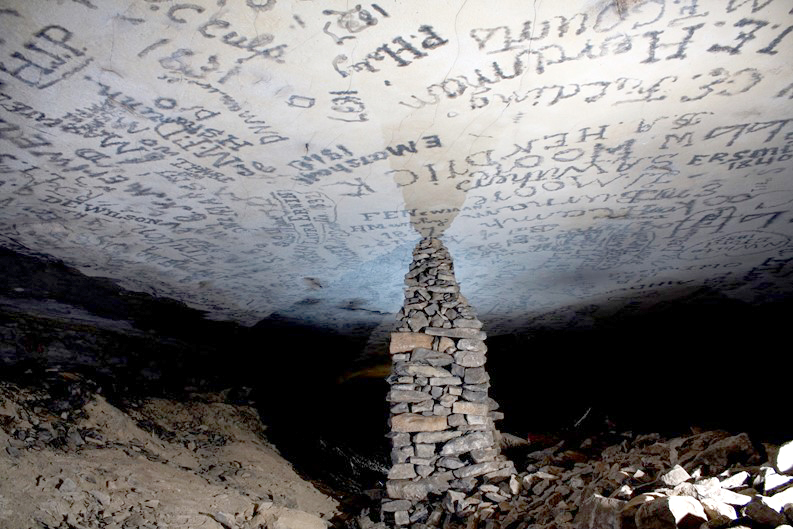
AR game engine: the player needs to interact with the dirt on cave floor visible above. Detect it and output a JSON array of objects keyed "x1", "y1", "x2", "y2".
[{"x1": 0, "y1": 369, "x2": 345, "y2": 529}]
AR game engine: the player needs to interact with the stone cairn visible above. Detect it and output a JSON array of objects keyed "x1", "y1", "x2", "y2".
[{"x1": 381, "y1": 237, "x2": 516, "y2": 526}]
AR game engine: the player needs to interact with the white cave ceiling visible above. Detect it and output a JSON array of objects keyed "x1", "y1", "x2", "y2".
[{"x1": 1, "y1": 0, "x2": 793, "y2": 336}]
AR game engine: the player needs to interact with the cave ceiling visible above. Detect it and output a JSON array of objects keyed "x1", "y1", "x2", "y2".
[{"x1": 1, "y1": 0, "x2": 793, "y2": 337}]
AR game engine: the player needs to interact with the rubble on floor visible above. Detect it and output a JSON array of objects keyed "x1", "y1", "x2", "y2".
[
  {"x1": 0, "y1": 375, "x2": 337, "y2": 529},
  {"x1": 359, "y1": 430, "x2": 793, "y2": 529}
]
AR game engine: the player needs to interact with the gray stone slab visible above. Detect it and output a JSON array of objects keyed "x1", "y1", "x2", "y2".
[
  {"x1": 390, "y1": 403, "x2": 409, "y2": 414},
  {"x1": 407, "y1": 311, "x2": 429, "y2": 332},
  {"x1": 464, "y1": 367, "x2": 489, "y2": 384},
  {"x1": 389, "y1": 432, "x2": 411, "y2": 446},
  {"x1": 394, "y1": 362, "x2": 452, "y2": 378},
  {"x1": 454, "y1": 350, "x2": 486, "y2": 367},
  {"x1": 414, "y1": 431, "x2": 464, "y2": 443},
  {"x1": 453, "y1": 461, "x2": 504, "y2": 478},
  {"x1": 424, "y1": 327, "x2": 487, "y2": 339},
  {"x1": 440, "y1": 431, "x2": 495, "y2": 456},
  {"x1": 452, "y1": 401, "x2": 490, "y2": 415},
  {"x1": 457, "y1": 339, "x2": 487, "y2": 353},
  {"x1": 388, "y1": 389, "x2": 432, "y2": 403},
  {"x1": 411, "y1": 347, "x2": 453, "y2": 366},
  {"x1": 391, "y1": 413, "x2": 447, "y2": 432},
  {"x1": 382, "y1": 500, "x2": 412, "y2": 512},
  {"x1": 388, "y1": 463, "x2": 417, "y2": 479},
  {"x1": 439, "y1": 456, "x2": 466, "y2": 469},
  {"x1": 429, "y1": 376, "x2": 462, "y2": 386}
]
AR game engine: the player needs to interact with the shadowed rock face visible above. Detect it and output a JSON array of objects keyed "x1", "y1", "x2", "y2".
[{"x1": 1, "y1": 2, "x2": 792, "y2": 338}]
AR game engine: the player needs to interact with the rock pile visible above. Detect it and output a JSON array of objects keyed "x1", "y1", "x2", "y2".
[
  {"x1": 361, "y1": 428, "x2": 793, "y2": 528},
  {"x1": 483, "y1": 429, "x2": 793, "y2": 529},
  {"x1": 382, "y1": 237, "x2": 516, "y2": 526}
]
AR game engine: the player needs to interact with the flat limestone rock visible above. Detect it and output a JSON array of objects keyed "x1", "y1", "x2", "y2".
[
  {"x1": 464, "y1": 367, "x2": 489, "y2": 384},
  {"x1": 426, "y1": 285, "x2": 458, "y2": 293},
  {"x1": 414, "y1": 431, "x2": 464, "y2": 443},
  {"x1": 391, "y1": 414, "x2": 448, "y2": 432},
  {"x1": 411, "y1": 348, "x2": 453, "y2": 366},
  {"x1": 387, "y1": 390, "x2": 432, "y2": 403},
  {"x1": 452, "y1": 401, "x2": 490, "y2": 416},
  {"x1": 440, "y1": 431, "x2": 494, "y2": 456},
  {"x1": 381, "y1": 500, "x2": 412, "y2": 512},
  {"x1": 394, "y1": 362, "x2": 452, "y2": 378},
  {"x1": 439, "y1": 457, "x2": 466, "y2": 469},
  {"x1": 438, "y1": 337, "x2": 455, "y2": 352},
  {"x1": 388, "y1": 463, "x2": 417, "y2": 480},
  {"x1": 452, "y1": 461, "x2": 505, "y2": 478},
  {"x1": 429, "y1": 376, "x2": 462, "y2": 386},
  {"x1": 453, "y1": 350, "x2": 486, "y2": 367},
  {"x1": 386, "y1": 480, "x2": 430, "y2": 501},
  {"x1": 390, "y1": 333, "x2": 433, "y2": 353},
  {"x1": 461, "y1": 389, "x2": 488, "y2": 402},
  {"x1": 423, "y1": 327, "x2": 487, "y2": 340},
  {"x1": 456, "y1": 339, "x2": 487, "y2": 353}
]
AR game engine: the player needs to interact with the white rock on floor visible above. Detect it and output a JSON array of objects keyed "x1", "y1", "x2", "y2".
[
  {"x1": 776, "y1": 440, "x2": 793, "y2": 474},
  {"x1": 760, "y1": 466, "x2": 793, "y2": 493},
  {"x1": 660, "y1": 465, "x2": 691, "y2": 487},
  {"x1": 764, "y1": 484, "x2": 793, "y2": 511}
]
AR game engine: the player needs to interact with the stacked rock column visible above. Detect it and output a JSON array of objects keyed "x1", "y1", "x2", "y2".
[{"x1": 382, "y1": 237, "x2": 516, "y2": 526}]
